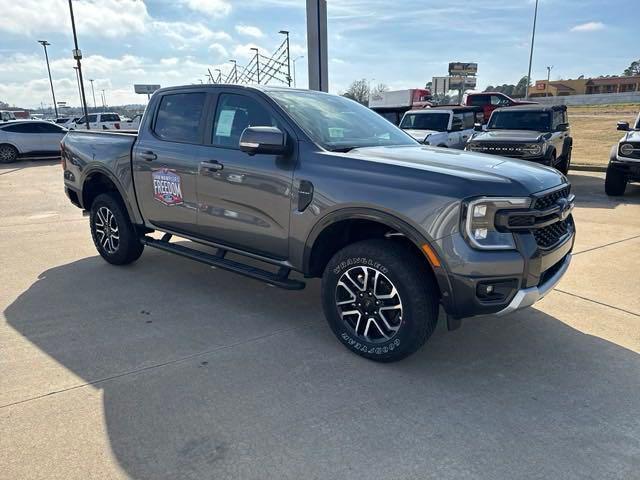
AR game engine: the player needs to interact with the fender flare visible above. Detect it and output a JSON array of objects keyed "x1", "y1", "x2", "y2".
[
  {"x1": 81, "y1": 165, "x2": 139, "y2": 223},
  {"x1": 302, "y1": 207, "x2": 455, "y2": 309}
]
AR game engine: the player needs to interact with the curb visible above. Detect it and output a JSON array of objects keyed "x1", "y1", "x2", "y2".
[{"x1": 570, "y1": 164, "x2": 607, "y2": 173}]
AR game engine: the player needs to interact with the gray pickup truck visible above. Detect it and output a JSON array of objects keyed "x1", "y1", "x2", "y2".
[{"x1": 62, "y1": 85, "x2": 575, "y2": 362}]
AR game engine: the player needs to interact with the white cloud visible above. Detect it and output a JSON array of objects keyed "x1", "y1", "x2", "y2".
[
  {"x1": 0, "y1": 0, "x2": 149, "y2": 37},
  {"x1": 570, "y1": 21, "x2": 605, "y2": 32},
  {"x1": 152, "y1": 21, "x2": 231, "y2": 50},
  {"x1": 232, "y1": 42, "x2": 264, "y2": 60},
  {"x1": 181, "y1": 0, "x2": 231, "y2": 18},
  {"x1": 209, "y1": 43, "x2": 229, "y2": 58},
  {"x1": 235, "y1": 25, "x2": 264, "y2": 38}
]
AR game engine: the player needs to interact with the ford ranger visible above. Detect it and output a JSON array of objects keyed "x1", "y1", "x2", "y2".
[
  {"x1": 605, "y1": 113, "x2": 640, "y2": 196},
  {"x1": 61, "y1": 85, "x2": 575, "y2": 362}
]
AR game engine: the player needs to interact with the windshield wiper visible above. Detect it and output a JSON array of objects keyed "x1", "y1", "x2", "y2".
[{"x1": 327, "y1": 146, "x2": 356, "y2": 152}]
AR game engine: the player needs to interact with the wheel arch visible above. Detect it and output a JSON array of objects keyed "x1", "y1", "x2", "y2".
[
  {"x1": 81, "y1": 167, "x2": 137, "y2": 223},
  {"x1": 0, "y1": 142, "x2": 21, "y2": 156},
  {"x1": 302, "y1": 208, "x2": 455, "y2": 309}
]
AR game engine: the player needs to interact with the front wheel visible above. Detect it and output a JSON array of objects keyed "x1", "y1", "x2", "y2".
[
  {"x1": 557, "y1": 146, "x2": 572, "y2": 174},
  {"x1": 321, "y1": 239, "x2": 439, "y2": 362},
  {"x1": 90, "y1": 193, "x2": 144, "y2": 265},
  {"x1": 605, "y1": 164, "x2": 627, "y2": 196}
]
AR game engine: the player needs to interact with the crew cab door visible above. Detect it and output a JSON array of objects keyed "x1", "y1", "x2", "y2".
[
  {"x1": 132, "y1": 90, "x2": 212, "y2": 234},
  {"x1": 196, "y1": 91, "x2": 296, "y2": 259}
]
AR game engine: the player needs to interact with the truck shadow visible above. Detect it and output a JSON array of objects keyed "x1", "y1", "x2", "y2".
[
  {"x1": 568, "y1": 171, "x2": 640, "y2": 207},
  {"x1": 4, "y1": 250, "x2": 640, "y2": 479}
]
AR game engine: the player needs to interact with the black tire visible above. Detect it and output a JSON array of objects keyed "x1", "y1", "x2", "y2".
[
  {"x1": 605, "y1": 164, "x2": 627, "y2": 196},
  {"x1": 90, "y1": 193, "x2": 144, "y2": 265},
  {"x1": 321, "y1": 239, "x2": 439, "y2": 362},
  {"x1": 0, "y1": 144, "x2": 18, "y2": 163},
  {"x1": 557, "y1": 144, "x2": 572, "y2": 174}
]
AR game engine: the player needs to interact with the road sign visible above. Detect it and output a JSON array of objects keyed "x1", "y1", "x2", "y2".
[
  {"x1": 134, "y1": 84, "x2": 161, "y2": 95},
  {"x1": 449, "y1": 75, "x2": 477, "y2": 90},
  {"x1": 432, "y1": 77, "x2": 450, "y2": 95},
  {"x1": 448, "y1": 62, "x2": 478, "y2": 76}
]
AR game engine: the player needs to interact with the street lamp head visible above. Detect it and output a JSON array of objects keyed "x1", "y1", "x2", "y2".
[
  {"x1": 37, "y1": 40, "x2": 51, "y2": 47},
  {"x1": 279, "y1": 30, "x2": 289, "y2": 35},
  {"x1": 250, "y1": 47, "x2": 258, "y2": 52},
  {"x1": 229, "y1": 59, "x2": 236, "y2": 64}
]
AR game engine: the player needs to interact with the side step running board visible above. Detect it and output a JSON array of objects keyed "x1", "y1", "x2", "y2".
[{"x1": 142, "y1": 236, "x2": 305, "y2": 290}]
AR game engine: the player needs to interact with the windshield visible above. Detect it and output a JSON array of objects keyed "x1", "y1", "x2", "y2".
[
  {"x1": 400, "y1": 112, "x2": 449, "y2": 131},
  {"x1": 488, "y1": 111, "x2": 550, "y2": 131},
  {"x1": 267, "y1": 90, "x2": 416, "y2": 151}
]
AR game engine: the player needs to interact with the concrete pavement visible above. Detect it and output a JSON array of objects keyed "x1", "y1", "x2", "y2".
[{"x1": 1, "y1": 161, "x2": 639, "y2": 479}]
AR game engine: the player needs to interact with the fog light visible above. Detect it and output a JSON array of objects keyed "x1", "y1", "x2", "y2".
[{"x1": 474, "y1": 228, "x2": 488, "y2": 240}]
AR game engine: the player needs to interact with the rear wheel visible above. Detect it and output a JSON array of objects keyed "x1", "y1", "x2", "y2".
[
  {"x1": 90, "y1": 193, "x2": 144, "y2": 265},
  {"x1": 0, "y1": 144, "x2": 18, "y2": 163},
  {"x1": 321, "y1": 239, "x2": 439, "y2": 362}
]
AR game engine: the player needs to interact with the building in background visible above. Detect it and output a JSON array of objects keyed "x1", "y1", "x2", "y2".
[{"x1": 529, "y1": 75, "x2": 640, "y2": 97}]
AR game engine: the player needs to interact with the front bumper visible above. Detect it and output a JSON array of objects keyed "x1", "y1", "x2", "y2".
[{"x1": 495, "y1": 252, "x2": 571, "y2": 316}]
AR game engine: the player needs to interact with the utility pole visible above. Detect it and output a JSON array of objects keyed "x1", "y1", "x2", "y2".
[
  {"x1": 292, "y1": 55, "x2": 304, "y2": 88},
  {"x1": 230, "y1": 60, "x2": 237, "y2": 83},
  {"x1": 250, "y1": 47, "x2": 260, "y2": 84},
  {"x1": 68, "y1": 0, "x2": 90, "y2": 129},
  {"x1": 279, "y1": 30, "x2": 291, "y2": 86},
  {"x1": 73, "y1": 66, "x2": 82, "y2": 108},
  {"x1": 89, "y1": 79, "x2": 97, "y2": 109},
  {"x1": 546, "y1": 66, "x2": 553, "y2": 97},
  {"x1": 101, "y1": 89, "x2": 106, "y2": 108},
  {"x1": 525, "y1": 0, "x2": 539, "y2": 100},
  {"x1": 37, "y1": 40, "x2": 58, "y2": 118}
]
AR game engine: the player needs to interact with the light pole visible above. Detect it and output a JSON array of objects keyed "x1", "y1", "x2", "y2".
[
  {"x1": 89, "y1": 79, "x2": 97, "y2": 109},
  {"x1": 215, "y1": 68, "x2": 222, "y2": 84},
  {"x1": 250, "y1": 47, "x2": 260, "y2": 84},
  {"x1": 73, "y1": 66, "x2": 82, "y2": 108},
  {"x1": 546, "y1": 66, "x2": 553, "y2": 97},
  {"x1": 292, "y1": 55, "x2": 304, "y2": 88},
  {"x1": 37, "y1": 40, "x2": 58, "y2": 118},
  {"x1": 101, "y1": 89, "x2": 106, "y2": 108},
  {"x1": 525, "y1": 0, "x2": 539, "y2": 100},
  {"x1": 229, "y1": 60, "x2": 238, "y2": 83},
  {"x1": 279, "y1": 30, "x2": 291, "y2": 86},
  {"x1": 68, "y1": 0, "x2": 90, "y2": 129}
]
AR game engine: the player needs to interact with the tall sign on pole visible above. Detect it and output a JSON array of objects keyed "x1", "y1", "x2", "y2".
[{"x1": 306, "y1": 0, "x2": 328, "y2": 92}]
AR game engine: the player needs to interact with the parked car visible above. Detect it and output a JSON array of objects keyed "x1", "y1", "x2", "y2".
[
  {"x1": 369, "y1": 88, "x2": 432, "y2": 125},
  {"x1": 463, "y1": 92, "x2": 536, "y2": 124},
  {"x1": 54, "y1": 117, "x2": 79, "y2": 129},
  {"x1": 1, "y1": 110, "x2": 17, "y2": 122},
  {"x1": 61, "y1": 85, "x2": 574, "y2": 362},
  {"x1": 0, "y1": 120, "x2": 66, "y2": 163},
  {"x1": 70, "y1": 112, "x2": 123, "y2": 130},
  {"x1": 605, "y1": 113, "x2": 640, "y2": 195},
  {"x1": 399, "y1": 106, "x2": 482, "y2": 148},
  {"x1": 466, "y1": 105, "x2": 573, "y2": 174}
]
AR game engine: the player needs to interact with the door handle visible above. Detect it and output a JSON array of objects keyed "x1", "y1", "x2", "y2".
[
  {"x1": 140, "y1": 151, "x2": 157, "y2": 161},
  {"x1": 200, "y1": 161, "x2": 223, "y2": 172}
]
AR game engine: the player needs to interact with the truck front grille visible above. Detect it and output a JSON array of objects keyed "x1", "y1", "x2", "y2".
[
  {"x1": 533, "y1": 217, "x2": 572, "y2": 249},
  {"x1": 533, "y1": 185, "x2": 571, "y2": 210},
  {"x1": 473, "y1": 143, "x2": 526, "y2": 157}
]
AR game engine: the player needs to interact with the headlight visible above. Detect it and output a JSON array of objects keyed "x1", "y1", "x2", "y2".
[
  {"x1": 620, "y1": 143, "x2": 634, "y2": 156},
  {"x1": 463, "y1": 197, "x2": 531, "y2": 250},
  {"x1": 522, "y1": 143, "x2": 543, "y2": 155},
  {"x1": 466, "y1": 142, "x2": 481, "y2": 151}
]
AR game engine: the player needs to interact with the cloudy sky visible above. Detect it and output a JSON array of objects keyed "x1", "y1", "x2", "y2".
[{"x1": 0, "y1": 0, "x2": 636, "y2": 109}]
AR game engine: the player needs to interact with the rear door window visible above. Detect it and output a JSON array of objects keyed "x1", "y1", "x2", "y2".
[
  {"x1": 154, "y1": 92, "x2": 206, "y2": 143},
  {"x1": 101, "y1": 114, "x2": 120, "y2": 122},
  {"x1": 468, "y1": 95, "x2": 488, "y2": 106}
]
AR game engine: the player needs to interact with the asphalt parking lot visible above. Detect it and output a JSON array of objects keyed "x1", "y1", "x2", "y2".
[{"x1": 1, "y1": 160, "x2": 640, "y2": 479}]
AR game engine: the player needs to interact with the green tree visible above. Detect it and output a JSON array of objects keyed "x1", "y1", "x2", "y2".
[{"x1": 623, "y1": 60, "x2": 640, "y2": 76}]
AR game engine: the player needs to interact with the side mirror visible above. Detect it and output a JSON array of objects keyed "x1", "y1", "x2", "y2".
[
  {"x1": 239, "y1": 126, "x2": 287, "y2": 156},
  {"x1": 474, "y1": 123, "x2": 483, "y2": 132},
  {"x1": 617, "y1": 121, "x2": 630, "y2": 131},
  {"x1": 557, "y1": 123, "x2": 569, "y2": 132}
]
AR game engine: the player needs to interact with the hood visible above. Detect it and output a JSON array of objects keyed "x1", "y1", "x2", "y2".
[
  {"x1": 622, "y1": 130, "x2": 640, "y2": 142},
  {"x1": 472, "y1": 129, "x2": 547, "y2": 143},
  {"x1": 403, "y1": 129, "x2": 441, "y2": 141},
  {"x1": 342, "y1": 145, "x2": 564, "y2": 196}
]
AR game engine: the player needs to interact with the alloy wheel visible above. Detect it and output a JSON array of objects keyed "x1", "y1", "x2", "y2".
[
  {"x1": 335, "y1": 266, "x2": 403, "y2": 343},
  {"x1": 94, "y1": 206, "x2": 120, "y2": 254}
]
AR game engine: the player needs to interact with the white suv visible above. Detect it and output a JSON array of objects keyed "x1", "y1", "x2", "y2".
[
  {"x1": 70, "y1": 112, "x2": 122, "y2": 130},
  {"x1": 400, "y1": 106, "x2": 482, "y2": 149}
]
